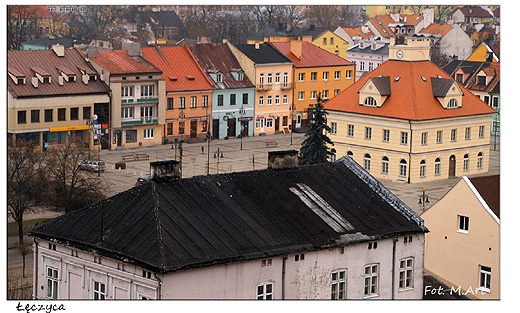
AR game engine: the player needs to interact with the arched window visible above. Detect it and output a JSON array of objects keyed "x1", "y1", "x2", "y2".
[
  {"x1": 477, "y1": 152, "x2": 483, "y2": 170},
  {"x1": 364, "y1": 97, "x2": 377, "y2": 107},
  {"x1": 364, "y1": 153, "x2": 371, "y2": 171},
  {"x1": 382, "y1": 156, "x2": 389, "y2": 174},
  {"x1": 420, "y1": 160, "x2": 426, "y2": 178},
  {"x1": 399, "y1": 159, "x2": 407, "y2": 177},
  {"x1": 463, "y1": 154, "x2": 469, "y2": 171},
  {"x1": 331, "y1": 148, "x2": 337, "y2": 162},
  {"x1": 435, "y1": 157, "x2": 441, "y2": 176},
  {"x1": 347, "y1": 151, "x2": 353, "y2": 157},
  {"x1": 448, "y1": 99, "x2": 458, "y2": 108}
]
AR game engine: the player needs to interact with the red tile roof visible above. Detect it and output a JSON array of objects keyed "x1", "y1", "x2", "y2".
[
  {"x1": 89, "y1": 50, "x2": 162, "y2": 75},
  {"x1": 419, "y1": 24, "x2": 453, "y2": 38},
  {"x1": 270, "y1": 41, "x2": 353, "y2": 67},
  {"x1": 325, "y1": 60, "x2": 496, "y2": 121},
  {"x1": 342, "y1": 27, "x2": 374, "y2": 39},
  {"x1": 140, "y1": 45, "x2": 215, "y2": 92},
  {"x1": 9, "y1": 5, "x2": 52, "y2": 19}
]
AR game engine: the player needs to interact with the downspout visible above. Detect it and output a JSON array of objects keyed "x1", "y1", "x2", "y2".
[
  {"x1": 407, "y1": 121, "x2": 413, "y2": 184},
  {"x1": 282, "y1": 255, "x2": 288, "y2": 299},
  {"x1": 153, "y1": 273, "x2": 162, "y2": 300},
  {"x1": 391, "y1": 237, "x2": 398, "y2": 299},
  {"x1": 33, "y1": 238, "x2": 39, "y2": 300}
]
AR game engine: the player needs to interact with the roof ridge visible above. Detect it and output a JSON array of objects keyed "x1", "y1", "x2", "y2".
[
  {"x1": 409, "y1": 62, "x2": 419, "y2": 120},
  {"x1": 151, "y1": 183, "x2": 167, "y2": 271}
]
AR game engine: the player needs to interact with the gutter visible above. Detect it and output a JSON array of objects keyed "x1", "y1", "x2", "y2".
[
  {"x1": 391, "y1": 236, "x2": 398, "y2": 299},
  {"x1": 33, "y1": 238, "x2": 39, "y2": 300},
  {"x1": 282, "y1": 255, "x2": 288, "y2": 299}
]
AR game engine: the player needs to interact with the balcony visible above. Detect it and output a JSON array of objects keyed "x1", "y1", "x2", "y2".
[
  {"x1": 121, "y1": 97, "x2": 159, "y2": 105},
  {"x1": 281, "y1": 82, "x2": 294, "y2": 90},
  {"x1": 256, "y1": 84, "x2": 272, "y2": 92},
  {"x1": 121, "y1": 116, "x2": 159, "y2": 126}
]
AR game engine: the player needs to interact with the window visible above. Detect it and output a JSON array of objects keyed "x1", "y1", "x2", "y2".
[
  {"x1": 463, "y1": 154, "x2": 469, "y2": 171},
  {"x1": 141, "y1": 85, "x2": 155, "y2": 98},
  {"x1": 179, "y1": 121, "x2": 185, "y2": 134},
  {"x1": 331, "y1": 270, "x2": 347, "y2": 300},
  {"x1": 479, "y1": 125, "x2": 485, "y2": 138},
  {"x1": 259, "y1": 73, "x2": 265, "y2": 86},
  {"x1": 93, "y1": 281, "x2": 106, "y2": 300},
  {"x1": 298, "y1": 72, "x2": 305, "y2": 82},
  {"x1": 364, "y1": 264, "x2": 379, "y2": 297},
  {"x1": 347, "y1": 124, "x2": 354, "y2": 137},
  {"x1": 458, "y1": 215, "x2": 469, "y2": 233},
  {"x1": 218, "y1": 95, "x2": 224, "y2": 106},
  {"x1": 242, "y1": 93, "x2": 248, "y2": 105},
  {"x1": 311, "y1": 72, "x2": 317, "y2": 81},
  {"x1": 45, "y1": 109, "x2": 53, "y2": 122},
  {"x1": 275, "y1": 72, "x2": 280, "y2": 83},
  {"x1": 275, "y1": 95, "x2": 280, "y2": 105},
  {"x1": 310, "y1": 90, "x2": 317, "y2": 99},
  {"x1": 365, "y1": 127, "x2": 372, "y2": 140},
  {"x1": 230, "y1": 94, "x2": 236, "y2": 106},
  {"x1": 144, "y1": 128, "x2": 154, "y2": 139},
  {"x1": 483, "y1": 95, "x2": 490, "y2": 104},
  {"x1": 448, "y1": 99, "x2": 458, "y2": 108},
  {"x1": 368, "y1": 62, "x2": 374, "y2": 71},
  {"x1": 141, "y1": 106, "x2": 153, "y2": 120},
  {"x1": 179, "y1": 97, "x2": 186, "y2": 109},
  {"x1": 323, "y1": 71, "x2": 329, "y2": 81},
  {"x1": 121, "y1": 107, "x2": 134, "y2": 119},
  {"x1": 283, "y1": 72, "x2": 289, "y2": 87},
  {"x1": 435, "y1": 158, "x2": 441, "y2": 176},
  {"x1": 190, "y1": 96, "x2": 197, "y2": 108},
  {"x1": 167, "y1": 98, "x2": 174, "y2": 110},
  {"x1": 360, "y1": 62, "x2": 365, "y2": 71},
  {"x1": 436, "y1": 130, "x2": 443, "y2": 144},
  {"x1": 421, "y1": 132, "x2": 427, "y2": 145},
  {"x1": 202, "y1": 95, "x2": 208, "y2": 108},
  {"x1": 451, "y1": 129, "x2": 457, "y2": 142},
  {"x1": 256, "y1": 118, "x2": 264, "y2": 128},
  {"x1": 126, "y1": 129, "x2": 137, "y2": 143},
  {"x1": 330, "y1": 37, "x2": 334, "y2": 45},
  {"x1": 399, "y1": 159, "x2": 407, "y2": 177},
  {"x1": 83, "y1": 107, "x2": 91, "y2": 120},
  {"x1": 401, "y1": 132, "x2": 408, "y2": 145},
  {"x1": 399, "y1": 258, "x2": 414, "y2": 290},
  {"x1": 283, "y1": 94, "x2": 288, "y2": 104},
  {"x1": 70, "y1": 107, "x2": 79, "y2": 120},
  {"x1": 18, "y1": 110, "x2": 27, "y2": 124},
  {"x1": 479, "y1": 266, "x2": 491, "y2": 292},
  {"x1": 456, "y1": 73, "x2": 463, "y2": 82},
  {"x1": 31, "y1": 110, "x2": 40, "y2": 123},
  {"x1": 258, "y1": 96, "x2": 264, "y2": 106},
  {"x1": 492, "y1": 97, "x2": 499, "y2": 108},
  {"x1": 323, "y1": 37, "x2": 327, "y2": 45},
  {"x1": 382, "y1": 129, "x2": 390, "y2": 142},
  {"x1": 298, "y1": 91, "x2": 304, "y2": 101},
  {"x1": 267, "y1": 96, "x2": 272, "y2": 106},
  {"x1": 346, "y1": 70, "x2": 352, "y2": 79},
  {"x1": 266, "y1": 118, "x2": 273, "y2": 128},
  {"x1": 282, "y1": 116, "x2": 288, "y2": 126},
  {"x1": 477, "y1": 75, "x2": 486, "y2": 85},
  {"x1": 364, "y1": 154, "x2": 371, "y2": 171},
  {"x1": 166, "y1": 123, "x2": 173, "y2": 135},
  {"x1": 382, "y1": 156, "x2": 389, "y2": 174},
  {"x1": 477, "y1": 152, "x2": 483, "y2": 170},
  {"x1": 46, "y1": 267, "x2": 59, "y2": 299},
  {"x1": 334, "y1": 71, "x2": 341, "y2": 80},
  {"x1": 267, "y1": 73, "x2": 272, "y2": 84},
  {"x1": 121, "y1": 86, "x2": 133, "y2": 98},
  {"x1": 334, "y1": 89, "x2": 340, "y2": 96},
  {"x1": 330, "y1": 122, "x2": 337, "y2": 135},
  {"x1": 216, "y1": 73, "x2": 223, "y2": 82},
  {"x1": 257, "y1": 283, "x2": 273, "y2": 300},
  {"x1": 420, "y1": 160, "x2": 426, "y2": 178},
  {"x1": 58, "y1": 108, "x2": 66, "y2": 121},
  {"x1": 364, "y1": 97, "x2": 377, "y2": 106}
]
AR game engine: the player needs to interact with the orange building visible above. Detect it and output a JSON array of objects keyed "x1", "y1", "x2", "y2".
[
  {"x1": 141, "y1": 45, "x2": 215, "y2": 144},
  {"x1": 271, "y1": 40, "x2": 355, "y2": 129}
]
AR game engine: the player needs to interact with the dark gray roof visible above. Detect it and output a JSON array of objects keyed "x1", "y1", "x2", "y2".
[
  {"x1": 234, "y1": 43, "x2": 292, "y2": 65},
  {"x1": 22, "y1": 36, "x2": 89, "y2": 50},
  {"x1": 431, "y1": 77, "x2": 456, "y2": 97},
  {"x1": 30, "y1": 157, "x2": 427, "y2": 273},
  {"x1": 348, "y1": 44, "x2": 389, "y2": 56},
  {"x1": 370, "y1": 76, "x2": 391, "y2": 96}
]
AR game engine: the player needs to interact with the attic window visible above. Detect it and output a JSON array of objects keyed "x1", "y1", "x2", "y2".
[
  {"x1": 394, "y1": 76, "x2": 400, "y2": 82},
  {"x1": 447, "y1": 99, "x2": 458, "y2": 108},
  {"x1": 364, "y1": 97, "x2": 377, "y2": 107},
  {"x1": 477, "y1": 75, "x2": 486, "y2": 85},
  {"x1": 169, "y1": 76, "x2": 178, "y2": 81},
  {"x1": 216, "y1": 73, "x2": 223, "y2": 82},
  {"x1": 421, "y1": 76, "x2": 427, "y2": 82},
  {"x1": 186, "y1": 75, "x2": 195, "y2": 80}
]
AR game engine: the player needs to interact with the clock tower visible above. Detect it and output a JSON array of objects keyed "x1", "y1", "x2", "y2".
[{"x1": 389, "y1": 36, "x2": 431, "y2": 61}]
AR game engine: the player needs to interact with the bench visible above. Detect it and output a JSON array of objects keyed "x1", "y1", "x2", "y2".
[
  {"x1": 265, "y1": 141, "x2": 278, "y2": 148},
  {"x1": 121, "y1": 153, "x2": 150, "y2": 162}
]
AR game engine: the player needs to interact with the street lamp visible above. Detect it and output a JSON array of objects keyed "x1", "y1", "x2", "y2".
[
  {"x1": 86, "y1": 114, "x2": 102, "y2": 177},
  {"x1": 418, "y1": 190, "x2": 429, "y2": 211},
  {"x1": 239, "y1": 105, "x2": 246, "y2": 150}
]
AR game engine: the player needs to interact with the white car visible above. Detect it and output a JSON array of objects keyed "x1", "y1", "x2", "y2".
[{"x1": 78, "y1": 160, "x2": 107, "y2": 172}]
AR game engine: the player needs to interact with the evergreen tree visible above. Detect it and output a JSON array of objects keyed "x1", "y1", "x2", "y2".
[{"x1": 298, "y1": 93, "x2": 334, "y2": 165}]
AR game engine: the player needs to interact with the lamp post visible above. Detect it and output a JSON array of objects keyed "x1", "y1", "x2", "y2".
[
  {"x1": 290, "y1": 104, "x2": 295, "y2": 145},
  {"x1": 87, "y1": 114, "x2": 101, "y2": 177},
  {"x1": 418, "y1": 190, "x2": 429, "y2": 211},
  {"x1": 239, "y1": 105, "x2": 246, "y2": 150}
]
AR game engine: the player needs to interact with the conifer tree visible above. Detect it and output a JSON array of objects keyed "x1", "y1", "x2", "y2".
[{"x1": 298, "y1": 93, "x2": 334, "y2": 165}]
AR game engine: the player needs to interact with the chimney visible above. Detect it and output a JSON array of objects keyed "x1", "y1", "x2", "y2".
[
  {"x1": 52, "y1": 44, "x2": 65, "y2": 57},
  {"x1": 267, "y1": 150, "x2": 299, "y2": 170},
  {"x1": 255, "y1": 42, "x2": 260, "y2": 50},
  {"x1": 290, "y1": 40, "x2": 303, "y2": 59},
  {"x1": 150, "y1": 160, "x2": 181, "y2": 182}
]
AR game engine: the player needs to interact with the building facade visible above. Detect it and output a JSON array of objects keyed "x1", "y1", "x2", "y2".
[
  {"x1": 7, "y1": 45, "x2": 110, "y2": 151},
  {"x1": 325, "y1": 36, "x2": 496, "y2": 183}
]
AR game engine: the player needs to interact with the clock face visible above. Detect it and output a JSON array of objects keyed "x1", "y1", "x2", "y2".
[{"x1": 396, "y1": 50, "x2": 404, "y2": 59}]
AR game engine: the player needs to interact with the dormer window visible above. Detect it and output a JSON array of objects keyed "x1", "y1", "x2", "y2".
[
  {"x1": 447, "y1": 99, "x2": 458, "y2": 108},
  {"x1": 477, "y1": 75, "x2": 486, "y2": 86},
  {"x1": 364, "y1": 97, "x2": 377, "y2": 107},
  {"x1": 216, "y1": 73, "x2": 222, "y2": 82}
]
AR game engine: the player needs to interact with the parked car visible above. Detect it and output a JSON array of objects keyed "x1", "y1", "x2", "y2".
[
  {"x1": 78, "y1": 160, "x2": 107, "y2": 172},
  {"x1": 135, "y1": 174, "x2": 151, "y2": 186}
]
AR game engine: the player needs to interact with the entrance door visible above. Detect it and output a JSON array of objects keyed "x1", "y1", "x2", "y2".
[
  {"x1": 212, "y1": 119, "x2": 219, "y2": 140},
  {"x1": 190, "y1": 119, "x2": 197, "y2": 138},
  {"x1": 449, "y1": 155, "x2": 456, "y2": 178},
  {"x1": 242, "y1": 120, "x2": 249, "y2": 137},
  {"x1": 275, "y1": 117, "x2": 280, "y2": 133},
  {"x1": 227, "y1": 117, "x2": 236, "y2": 138},
  {"x1": 296, "y1": 113, "x2": 302, "y2": 128}
]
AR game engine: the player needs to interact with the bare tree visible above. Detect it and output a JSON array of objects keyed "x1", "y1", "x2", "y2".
[
  {"x1": 68, "y1": 5, "x2": 130, "y2": 40},
  {"x1": 7, "y1": 139, "x2": 48, "y2": 246},
  {"x1": 436, "y1": 5, "x2": 456, "y2": 23},
  {"x1": 305, "y1": 5, "x2": 342, "y2": 29},
  {"x1": 46, "y1": 137, "x2": 109, "y2": 214},
  {"x1": 7, "y1": 5, "x2": 40, "y2": 50}
]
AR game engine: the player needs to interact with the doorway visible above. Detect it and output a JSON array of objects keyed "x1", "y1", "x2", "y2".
[
  {"x1": 227, "y1": 117, "x2": 236, "y2": 138},
  {"x1": 449, "y1": 155, "x2": 456, "y2": 178}
]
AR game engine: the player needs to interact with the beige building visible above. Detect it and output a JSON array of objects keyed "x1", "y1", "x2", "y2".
[
  {"x1": 325, "y1": 36, "x2": 496, "y2": 183},
  {"x1": 422, "y1": 175, "x2": 500, "y2": 299},
  {"x1": 7, "y1": 45, "x2": 110, "y2": 151}
]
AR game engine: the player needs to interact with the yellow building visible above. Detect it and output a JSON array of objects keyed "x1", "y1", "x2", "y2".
[
  {"x1": 229, "y1": 42, "x2": 293, "y2": 136},
  {"x1": 466, "y1": 42, "x2": 499, "y2": 62},
  {"x1": 270, "y1": 40, "x2": 355, "y2": 128},
  {"x1": 325, "y1": 36, "x2": 496, "y2": 183},
  {"x1": 422, "y1": 175, "x2": 500, "y2": 299},
  {"x1": 7, "y1": 45, "x2": 110, "y2": 151}
]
